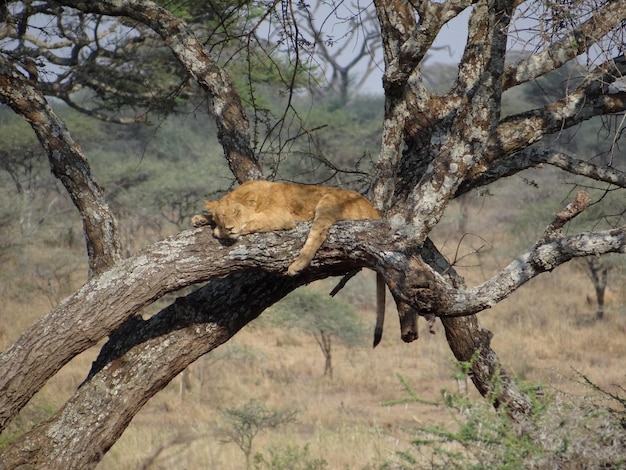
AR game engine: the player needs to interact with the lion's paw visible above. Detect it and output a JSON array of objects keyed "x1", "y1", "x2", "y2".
[
  {"x1": 191, "y1": 214, "x2": 210, "y2": 227},
  {"x1": 287, "y1": 259, "x2": 308, "y2": 276}
]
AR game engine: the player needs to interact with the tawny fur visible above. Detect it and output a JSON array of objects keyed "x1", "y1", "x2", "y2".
[{"x1": 192, "y1": 180, "x2": 387, "y2": 346}]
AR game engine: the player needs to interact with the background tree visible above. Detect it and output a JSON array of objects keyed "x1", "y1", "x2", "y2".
[
  {"x1": 295, "y1": 0, "x2": 382, "y2": 104},
  {"x1": 267, "y1": 287, "x2": 368, "y2": 378},
  {"x1": 218, "y1": 400, "x2": 298, "y2": 470},
  {"x1": 0, "y1": 0, "x2": 625, "y2": 468}
]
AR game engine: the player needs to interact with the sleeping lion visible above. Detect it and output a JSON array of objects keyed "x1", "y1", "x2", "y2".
[{"x1": 191, "y1": 180, "x2": 387, "y2": 346}]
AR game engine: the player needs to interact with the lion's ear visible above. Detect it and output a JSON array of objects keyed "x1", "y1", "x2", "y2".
[
  {"x1": 203, "y1": 201, "x2": 219, "y2": 221},
  {"x1": 242, "y1": 192, "x2": 258, "y2": 207}
]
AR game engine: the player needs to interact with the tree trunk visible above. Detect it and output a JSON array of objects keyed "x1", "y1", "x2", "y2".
[
  {"x1": 2, "y1": 0, "x2": 625, "y2": 466},
  {"x1": 441, "y1": 316, "x2": 532, "y2": 421},
  {"x1": 421, "y1": 239, "x2": 533, "y2": 421},
  {"x1": 586, "y1": 257, "x2": 608, "y2": 319},
  {"x1": 0, "y1": 272, "x2": 302, "y2": 469},
  {"x1": 0, "y1": 56, "x2": 122, "y2": 277},
  {"x1": 314, "y1": 330, "x2": 333, "y2": 379}
]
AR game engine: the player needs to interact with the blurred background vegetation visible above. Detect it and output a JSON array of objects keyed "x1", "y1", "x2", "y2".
[{"x1": 1, "y1": 45, "x2": 625, "y2": 468}]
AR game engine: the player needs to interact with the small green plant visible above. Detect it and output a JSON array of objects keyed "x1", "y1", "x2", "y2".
[
  {"x1": 218, "y1": 400, "x2": 299, "y2": 469},
  {"x1": 377, "y1": 369, "x2": 626, "y2": 469},
  {"x1": 380, "y1": 373, "x2": 439, "y2": 407},
  {"x1": 253, "y1": 443, "x2": 328, "y2": 470}
]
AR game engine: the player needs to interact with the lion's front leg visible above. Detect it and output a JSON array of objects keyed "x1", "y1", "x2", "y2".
[
  {"x1": 287, "y1": 200, "x2": 335, "y2": 276},
  {"x1": 191, "y1": 200, "x2": 218, "y2": 228},
  {"x1": 287, "y1": 253, "x2": 316, "y2": 276},
  {"x1": 191, "y1": 214, "x2": 211, "y2": 227},
  {"x1": 287, "y1": 225, "x2": 329, "y2": 275}
]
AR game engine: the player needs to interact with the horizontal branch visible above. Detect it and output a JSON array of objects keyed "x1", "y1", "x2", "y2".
[
  {"x1": 504, "y1": 0, "x2": 626, "y2": 89},
  {"x1": 488, "y1": 92, "x2": 626, "y2": 158},
  {"x1": 446, "y1": 226, "x2": 626, "y2": 316},
  {"x1": 460, "y1": 147, "x2": 626, "y2": 194},
  {"x1": 1, "y1": 214, "x2": 624, "y2": 431},
  {"x1": 0, "y1": 222, "x2": 383, "y2": 432},
  {"x1": 488, "y1": 57, "x2": 626, "y2": 159}
]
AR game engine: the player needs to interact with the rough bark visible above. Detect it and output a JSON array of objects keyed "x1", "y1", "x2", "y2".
[
  {"x1": 0, "y1": 272, "x2": 304, "y2": 470},
  {"x1": 1, "y1": 0, "x2": 626, "y2": 467},
  {"x1": 0, "y1": 56, "x2": 122, "y2": 277},
  {"x1": 1, "y1": 214, "x2": 623, "y2": 441}
]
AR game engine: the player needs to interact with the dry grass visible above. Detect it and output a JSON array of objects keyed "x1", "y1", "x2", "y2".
[
  {"x1": 1, "y1": 191, "x2": 625, "y2": 468},
  {"x1": 3, "y1": 260, "x2": 623, "y2": 469}
]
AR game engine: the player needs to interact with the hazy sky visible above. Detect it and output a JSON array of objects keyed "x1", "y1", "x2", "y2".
[{"x1": 350, "y1": 8, "x2": 470, "y2": 94}]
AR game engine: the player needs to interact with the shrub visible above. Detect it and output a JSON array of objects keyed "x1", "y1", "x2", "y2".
[{"x1": 379, "y1": 371, "x2": 626, "y2": 469}]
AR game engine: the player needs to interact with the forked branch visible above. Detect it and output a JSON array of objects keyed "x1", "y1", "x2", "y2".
[{"x1": 445, "y1": 193, "x2": 625, "y2": 316}]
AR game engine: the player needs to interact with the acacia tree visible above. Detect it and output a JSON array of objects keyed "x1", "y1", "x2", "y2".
[
  {"x1": 295, "y1": 1, "x2": 383, "y2": 103},
  {"x1": 0, "y1": 0, "x2": 625, "y2": 468}
]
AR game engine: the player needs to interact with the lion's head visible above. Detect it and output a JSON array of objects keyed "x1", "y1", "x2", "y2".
[{"x1": 204, "y1": 199, "x2": 254, "y2": 241}]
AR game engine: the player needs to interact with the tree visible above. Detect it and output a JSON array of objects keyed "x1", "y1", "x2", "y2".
[
  {"x1": 218, "y1": 400, "x2": 298, "y2": 470},
  {"x1": 295, "y1": 1, "x2": 383, "y2": 104},
  {"x1": 0, "y1": 0, "x2": 625, "y2": 468},
  {"x1": 267, "y1": 287, "x2": 368, "y2": 378}
]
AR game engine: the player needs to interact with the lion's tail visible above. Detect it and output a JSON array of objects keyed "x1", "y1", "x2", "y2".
[{"x1": 373, "y1": 272, "x2": 386, "y2": 348}]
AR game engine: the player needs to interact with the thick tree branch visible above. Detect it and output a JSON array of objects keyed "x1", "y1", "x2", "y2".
[
  {"x1": 0, "y1": 273, "x2": 306, "y2": 469},
  {"x1": 0, "y1": 223, "x2": 376, "y2": 433},
  {"x1": 2, "y1": 211, "x2": 623, "y2": 434},
  {"x1": 486, "y1": 56, "x2": 626, "y2": 160},
  {"x1": 446, "y1": 228, "x2": 626, "y2": 316},
  {"x1": 0, "y1": 55, "x2": 122, "y2": 276},
  {"x1": 461, "y1": 147, "x2": 626, "y2": 193},
  {"x1": 392, "y1": 0, "x2": 514, "y2": 242}
]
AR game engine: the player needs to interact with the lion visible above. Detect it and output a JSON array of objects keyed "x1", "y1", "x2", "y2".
[{"x1": 191, "y1": 180, "x2": 387, "y2": 347}]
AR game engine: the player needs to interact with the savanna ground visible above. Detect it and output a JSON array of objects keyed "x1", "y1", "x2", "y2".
[{"x1": 1, "y1": 163, "x2": 624, "y2": 469}]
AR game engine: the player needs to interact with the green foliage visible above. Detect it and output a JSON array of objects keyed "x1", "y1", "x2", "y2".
[
  {"x1": 253, "y1": 443, "x2": 328, "y2": 470},
  {"x1": 378, "y1": 371, "x2": 626, "y2": 469},
  {"x1": 264, "y1": 286, "x2": 370, "y2": 377},
  {"x1": 266, "y1": 287, "x2": 368, "y2": 348},
  {"x1": 154, "y1": 0, "x2": 316, "y2": 114},
  {"x1": 380, "y1": 373, "x2": 439, "y2": 407},
  {"x1": 219, "y1": 400, "x2": 299, "y2": 469}
]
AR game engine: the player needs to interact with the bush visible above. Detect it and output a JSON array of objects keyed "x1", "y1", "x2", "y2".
[
  {"x1": 254, "y1": 443, "x2": 328, "y2": 470},
  {"x1": 378, "y1": 372, "x2": 626, "y2": 469}
]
